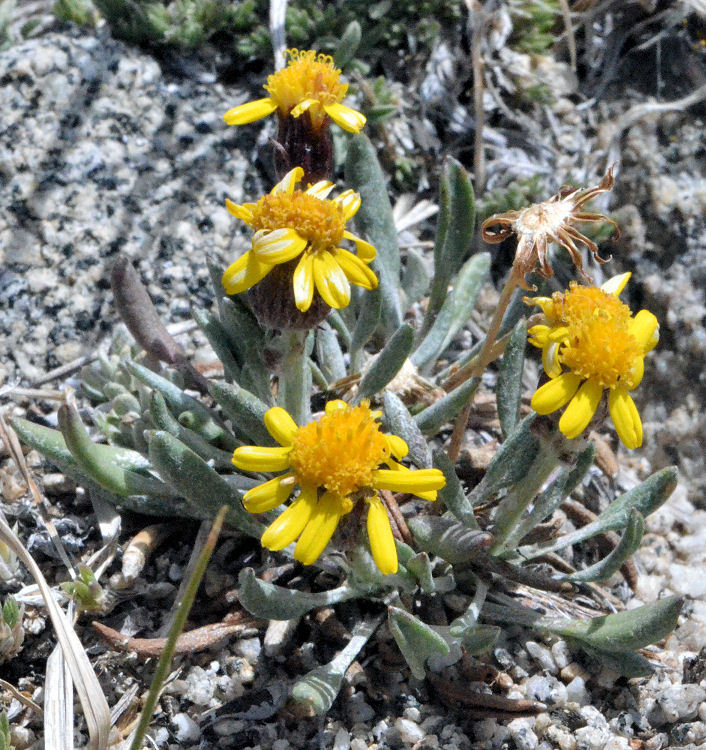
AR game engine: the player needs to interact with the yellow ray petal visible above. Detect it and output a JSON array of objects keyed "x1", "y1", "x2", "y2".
[
  {"x1": 271, "y1": 167, "x2": 305, "y2": 195},
  {"x1": 264, "y1": 407, "x2": 299, "y2": 446},
  {"x1": 332, "y1": 248, "x2": 378, "y2": 290},
  {"x1": 384, "y1": 434, "x2": 409, "y2": 460},
  {"x1": 252, "y1": 228, "x2": 308, "y2": 264},
  {"x1": 292, "y1": 253, "x2": 315, "y2": 312},
  {"x1": 294, "y1": 491, "x2": 343, "y2": 565},
  {"x1": 542, "y1": 341, "x2": 563, "y2": 379},
  {"x1": 305, "y1": 180, "x2": 335, "y2": 200},
  {"x1": 290, "y1": 97, "x2": 317, "y2": 119},
  {"x1": 243, "y1": 473, "x2": 297, "y2": 513},
  {"x1": 313, "y1": 253, "x2": 351, "y2": 309},
  {"x1": 601, "y1": 271, "x2": 631, "y2": 296},
  {"x1": 324, "y1": 400, "x2": 348, "y2": 415},
  {"x1": 608, "y1": 386, "x2": 643, "y2": 449},
  {"x1": 343, "y1": 230, "x2": 376, "y2": 261},
  {"x1": 372, "y1": 467, "x2": 446, "y2": 494},
  {"x1": 531, "y1": 372, "x2": 582, "y2": 415},
  {"x1": 225, "y1": 198, "x2": 254, "y2": 224},
  {"x1": 232, "y1": 445, "x2": 292, "y2": 472},
  {"x1": 630, "y1": 309, "x2": 659, "y2": 353},
  {"x1": 524, "y1": 296, "x2": 555, "y2": 319},
  {"x1": 367, "y1": 496, "x2": 398, "y2": 575},
  {"x1": 222, "y1": 252, "x2": 273, "y2": 295},
  {"x1": 333, "y1": 190, "x2": 361, "y2": 221},
  {"x1": 623, "y1": 356, "x2": 644, "y2": 390},
  {"x1": 261, "y1": 488, "x2": 317, "y2": 551},
  {"x1": 224, "y1": 97, "x2": 278, "y2": 125},
  {"x1": 528, "y1": 324, "x2": 550, "y2": 348},
  {"x1": 558, "y1": 378, "x2": 603, "y2": 440},
  {"x1": 323, "y1": 102, "x2": 367, "y2": 133}
]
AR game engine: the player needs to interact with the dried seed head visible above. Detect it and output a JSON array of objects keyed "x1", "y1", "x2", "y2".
[{"x1": 481, "y1": 167, "x2": 619, "y2": 288}]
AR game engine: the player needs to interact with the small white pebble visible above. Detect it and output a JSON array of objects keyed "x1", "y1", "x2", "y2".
[
  {"x1": 234, "y1": 637, "x2": 262, "y2": 665},
  {"x1": 171, "y1": 713, "x2": 200, "y2": 744},
  {"x1": 403, "y1": 707, "x2": 421, "y2": 723},
  {"x1": 350, "y1": 740, "x2": 367, "y2": 750},
  {"x1": 333, "y1": 727, "x2": 350, "y2": 750},
  {"x1": 566, "y1": 677, "x2": 590, "y2": 706},
  {"x1": 395, "y1": 717, "x2": 425, "y2": 745},
  {"x1": 272, "y1": 740, "x2": 290, "y2": 750}
]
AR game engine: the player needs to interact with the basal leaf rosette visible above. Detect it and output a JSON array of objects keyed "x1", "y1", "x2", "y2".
[
  {"x1": 224, "y1": 48, "x2": 366, "y2": 134},
  {"x1": 526, "y1": 272, "x2": 659, "y2": 449},
  {"x1": 232, "y1": 400, "x2": 446, "y2": 574}
]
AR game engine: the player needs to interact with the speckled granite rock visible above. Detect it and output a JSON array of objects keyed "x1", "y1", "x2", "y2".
[{"x1": 0, "y1": 27, "x2": 266, "y2": 383}]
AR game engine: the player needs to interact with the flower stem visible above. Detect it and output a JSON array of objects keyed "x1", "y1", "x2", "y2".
[
  {"x1": 446, "y1": 265, "x2": 524, "y2": 463},
  {"x1": 279, "y1": 329, "x2": 312, "y2": 425}
]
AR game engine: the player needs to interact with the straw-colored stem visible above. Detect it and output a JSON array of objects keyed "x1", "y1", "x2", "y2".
[{"x1": 446, "y1": 265, "x2": 524, "y2": 463}]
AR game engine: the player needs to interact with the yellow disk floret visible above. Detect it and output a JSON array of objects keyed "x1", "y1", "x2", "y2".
[
  {"x1": 290, "y1": 402, "x2": 390, "y2": 498},
  {"x1": 250, "y1": 191, "x2": 345, "y2": 253}
]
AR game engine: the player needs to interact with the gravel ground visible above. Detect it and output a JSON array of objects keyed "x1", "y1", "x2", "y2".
[{"x1": 1, "y1": 18, "x2": 705, "y2": 750}]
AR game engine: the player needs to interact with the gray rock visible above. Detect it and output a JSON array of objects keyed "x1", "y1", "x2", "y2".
[
  {"x1": 395, "y1": 717, "x2": 426, "y2": 745},
  {"x1": 655, "y1": 684, "x2": 706, "y2": 724}
]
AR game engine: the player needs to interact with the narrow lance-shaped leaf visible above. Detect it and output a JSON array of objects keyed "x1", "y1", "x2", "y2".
[
  {"x1": 408, "y1": 515, "x2": 493, "y2": 565},
  {"x1": 432, "y1": 449, "x2": 479, "y2": 529},
  {"x1": 148, "y1": 431, "x2": 263, "y2": 537},
  {"x1": 219, "y1": 296, "x2": 266, "y2": 367},
  {"x1": 491, "y1": 440, "x2": 560, "y2": 554},
  {"x1": 208, "y1": 380, "x2": 274, "y2": 446},
  {"x1": 345, "y1": 133, "x2": 403, "y2": 334},
  {"x1": 357, "y1": 324, "x2": 414, "y2": 401},
  {"x1": 467, "y1": 415, "x2": 539, "y2": 507},
  {"x1": 288, "y1": 615, "x2": 381, "y2": 717},
  {"x1": 126, "y1": 361, "x2": 235, "y2": 448},
  {"x1": 191, "y1": 305, "x2": 240, "y2": 382},
  {"x1": 388, "y1": 606, "x2": 450, "y2": 680},
  {"x1": 58, "y1": 403, "x2": 170, "y2": 498},
  {"x1": 566, "y1": 509, "x2": 645, "y2": 583},
  {"x1": 237, "y1": 568, "x2": 358, "y2": 620},
  {"x1": 382, "y1": 391, "x2": 431, "y2": 469},
  {"x1": 543, "y1": 595, "x2": 682, "y2": 653},
  {"x1": 522, "y1": 467, "x2": 678, "y2": 558},
  {"x1": 422, "y1": 157, "x2": 476, "y2": 337},
  {"x1": 149, "y1": 391, "x2": 234, "y2": 470},
  {"x1": 496, "y1": 318, "x2": 527, "y2": 439},
  {"x1": 315, "y1": 323, "x2": 346, "y2": 384},
  {"x1": 401, "y1": 246, "x2": 430, "y2": 304},
  {"x1": 414, "y1": 377, "x2": 480, "y2": 435},
  {"x1": 349, "y1": 286, "x2": 381, "y2": 372},
  {"x1": 412, "y1": 252, "x2": 490, "y2": 372}
]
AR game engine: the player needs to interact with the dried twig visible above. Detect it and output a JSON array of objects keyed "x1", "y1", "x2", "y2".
[
  {"x1": 92, "y1": 613, "x2": 258, "y2": 658},
  {"x1": 428, "y1": 674, "x2": 545, "y2": 718}
]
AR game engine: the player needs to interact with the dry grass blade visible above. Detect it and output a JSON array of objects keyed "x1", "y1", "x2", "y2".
[
  {"x1": 45, "y1": 645, "x2": 74, "y2": 750},
  {"x1": 0, "y1": 414, "x2": 110, "y2": 750},
  {"x1": 0, "y1": 677, "x2": 43, "y2": 716}
]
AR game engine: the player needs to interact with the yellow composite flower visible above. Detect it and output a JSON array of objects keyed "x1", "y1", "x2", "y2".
[
  {"x1": 222, "y1": 167, "x2": 378, "y2": 312},
  {"x1": 232, "y1": 400, "x2": 446, "y2": 575},
  {"x1": 224, "y1": 48, "x2": 366, "y2": 133},
  {"x1": 526, "y1": 272, "x2": 659, "y2": 449}
]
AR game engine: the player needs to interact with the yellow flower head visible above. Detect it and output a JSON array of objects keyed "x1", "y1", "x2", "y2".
[
  {"x1": 232, "y1": 400, "x2": 446, "y2": 575},
  {"x1": 526, "y1": 273, "x2": 659, "y2": 449},
  {"x1": 224, "y1": 49, "x2": 366, "y2": 133},
  {"x1": 222, "y1": 167, "x2": 378, "y2": 312}
]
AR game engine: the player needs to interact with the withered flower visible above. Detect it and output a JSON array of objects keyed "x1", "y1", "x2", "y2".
[{"x1": 481, "y1": 168, "x2": 619, "y2": 288}]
